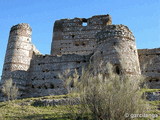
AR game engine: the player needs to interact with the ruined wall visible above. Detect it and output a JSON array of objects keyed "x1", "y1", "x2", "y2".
[
  {"x1": 93, "y1": 25, "x2": 141, "y2": 75},
  {"x1": 1, "y1": 24, "x2": 33, "y2": 93},
  {"x1": 25, "y1": 54, "x2": 90, "y2": 97},
  {"x1": 1, "y1": 14, "x2": 160, "y2": 100},
  {"x1": 51, "y1": 15, "x2": 112, "y2": 55},
  {"x1": 1, "y1": 23, "x2": 41, "y2": 96},
  {"x1": 138, "y1": 48, "x2": 160, "y2": 88}
]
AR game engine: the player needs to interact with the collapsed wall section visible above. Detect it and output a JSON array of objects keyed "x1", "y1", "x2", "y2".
[
  {"x1": 51, "y1": 15, "x2": 112, "y2": 55},
  {"x1": 25, "y1": 54, "x2": 90, "y2": 97},
  {"x1": 138, "y1": 48, "x2": 160, "y2": 88}
]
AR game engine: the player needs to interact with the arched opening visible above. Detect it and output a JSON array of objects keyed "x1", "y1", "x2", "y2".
[
  {"x1": 82, "y1": 22, "x2": 87, "y2": 26},
  {"x1": 149, "y1": 80, "x2": 152, "y2": 82},
  {"x1": 115, "y1": 66, "x2": 121, "y2": 75},
  {"x1": 20, "y1": 94, "x2": 24, "y2": 97},
  {"x1": 44, "y1": 85, "x2": 47, "y2": 89},
  {"x1": 31, "y1": 85, "x2": 34, "y2": 88},
  {"x1": 54, "y1": 76, "x2": 57, "y2": 79},
  {"x1": 70, "y1": 82, "x2": 74, "y2": 88},
  {"x1": 156, "y1": 79, "x2": 159, "y2": 82},
  {"x1": 76, "y1": 61, "x2": 81, "y2": 64},
  {"x1": 38, "y1": 86, "x2": 41, "y2": 89},
  {"x1": 82, "y1": 42, "x2": 86, "y2": 46},
  {"x1": 71, "y1": 35, "x2": 75, "y2": 38},
  {"x1": 50, "y1": 84, "x2": 54, "y2": 89},
  {"x1": 113, "y1": 42, "x2": 116, "y2": 46},
  {"x1": 82, "y1": 18, "x2": 88, "y2": 26},
  {"x1": 75, "y1": 43, "x2": 80, "y2": 46},
  {"x1": 83, "y1": 60, "x2": 87, "y2": 63}
]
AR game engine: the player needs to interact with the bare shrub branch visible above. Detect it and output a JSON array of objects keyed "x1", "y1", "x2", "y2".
[
  {"x1": 62, "y1": 63, "x2": 149, "y2": 120},
  {"x1": 2, "y1": 79, "x2": 19, "y2": 101}
]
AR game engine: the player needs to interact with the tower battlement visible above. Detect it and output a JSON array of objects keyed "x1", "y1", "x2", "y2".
[
  {"x1": 10, "y1": 23, "x2": 31, "y2": 31},
  {"x1": 96, "y1": 25, "x2": 135, "y2": 44},
  {"x1": 10, "y1": 23, "x2": 32, "y2": 37}
]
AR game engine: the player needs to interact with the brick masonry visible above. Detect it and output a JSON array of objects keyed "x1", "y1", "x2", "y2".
[{"x1": 0, "y1": 14, "x2": 159, "y2": 98}]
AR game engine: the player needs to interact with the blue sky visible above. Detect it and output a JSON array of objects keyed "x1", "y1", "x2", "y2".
[{"x1": 0, "y1": 0, "x2": 160, "y2": 77}]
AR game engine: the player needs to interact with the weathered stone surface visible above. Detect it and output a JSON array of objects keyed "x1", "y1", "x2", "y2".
[
  {"x1": 51, "y1": 15, "x2": 112, "y2": 55},
  {"x1": 1, "y1": 23, "x2": 41, "y2": 96},
  {"x1": 0, "y1": 14, "x2": 159, "y2": 99},
  {"x1": 146, "y1": 92, "x2": 160, "y2": 101},
  {"x1": 32, "y1": 98, "x2": 80, "y2": 106},
  {"x1": 138, "y1": 48, "x2": 160, "y2": 88},
  {"x1": 93, "y1": 25, "x2": 140, "y2": 76}
]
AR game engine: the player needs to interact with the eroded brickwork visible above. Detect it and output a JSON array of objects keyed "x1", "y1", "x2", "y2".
[
  {"x1": 25, "y1": 54, "x2": 90, "y2": 97},
  {"x1": 138, "y1": 48, "x2": 160, "y2": 88},
  {"x1": 0, "y1": 14, "x2": 159, "y2": 99},
  {"x1": 1, "y1": 23, "x2": 40, "y2": 95},
  {"x1": 51, "y1": 15, "x2": 112, "y2": 55},
  {"x1": 92, "y1": 25, "x2": 141, "y2": 75}
]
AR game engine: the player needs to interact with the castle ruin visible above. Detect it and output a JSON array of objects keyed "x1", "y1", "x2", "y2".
[{"x1": 1, "y1": 14, "x2": 160, "y2": 98}]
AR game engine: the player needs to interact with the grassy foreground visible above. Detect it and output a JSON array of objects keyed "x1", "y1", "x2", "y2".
[
  {"x1": 0, "y1": 89, "x2": 160, "y2": 120},
  {"x1": 0, "y1": 95, "x2": 72, "y2": 120}
]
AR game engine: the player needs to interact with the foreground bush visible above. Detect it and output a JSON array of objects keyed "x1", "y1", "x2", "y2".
[
  {"x1": 63, "y1": 63, "x2": 149, "y2": 120},
  {"x1": 2, "y1": 78, "x2": 19, "y2": 101}
]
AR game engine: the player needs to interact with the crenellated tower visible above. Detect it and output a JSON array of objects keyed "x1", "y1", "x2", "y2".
[
  {"x1": 93, "y1": 25, "x2": 141, "y2": 75},
  {"x1": 1, "y1": 23, "x2": 33, "y2": 94}
]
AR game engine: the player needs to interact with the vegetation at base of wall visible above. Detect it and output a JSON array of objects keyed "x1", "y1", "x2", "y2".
[
  {"x1": 2, "y1": 78, "x2": 19, "y2": 101},
  {"x1": 61, "y1": 63, "x2": 152, "y2": 120},
  {"x1": 0, "y1": 63, "x2": 160, "y2": 120},
  {"x1": 0, "y1": 95, "x2": 70, "y2": 120},
  {"x1": 0, "y1": 95, "x2": 160, "y2": 120},
  {"x1": 0, "y1": 94, "x2": 159, "y2": 120},
  {"x1": 141, "y1": 89, "x2": 160, "y2": 93}
]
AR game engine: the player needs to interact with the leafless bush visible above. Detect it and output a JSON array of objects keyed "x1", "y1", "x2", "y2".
[
  {"x1": 62, "y1": 63, "x2": 149, "y2": 120},
  {"x1": 2, "y1": 78, "x2": 19, "y2": 101}
]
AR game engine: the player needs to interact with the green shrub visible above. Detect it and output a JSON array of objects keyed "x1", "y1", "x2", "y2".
[
  {"x1": 63, "y1": 63, "x2": 149, "y2": 120},
  {"x1": 2, "y1": 78, "x2": 19, "y2": 101}
]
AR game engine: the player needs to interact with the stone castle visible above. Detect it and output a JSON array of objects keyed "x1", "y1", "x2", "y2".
[{"x1": 1, "y1": 14, "x2": 160, "y2": 98}]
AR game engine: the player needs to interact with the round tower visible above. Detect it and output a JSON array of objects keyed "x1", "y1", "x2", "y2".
[
  {"x1": 1, "y1": 23, "x2": 33, "y2": 83},
  {"x1": 92, "y1": 25, "x2": 141, "y2": 75}
]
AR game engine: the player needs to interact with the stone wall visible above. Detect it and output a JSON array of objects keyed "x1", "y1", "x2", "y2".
[
  {"x1": 24, "y1": 54, "x2": 90, "y2": 97},
  {"x1": 138, "y1": 48, "x2": 160, "y2": 88},
  {"x1": 92, "y1": 25, "x2": 141, "y2": 75},
  {"x1": 1, "y1": 14, "x2": 160, "y2": 99},
  {"x1": 1, "y1": 24, "x2": 33, "y2": 95},
  {"x1": 51, "y1": 15, "x2": 112, "y2": 55},
  {"x1": 1, "y1": 23, "x2": 41, "y2": 96}
]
